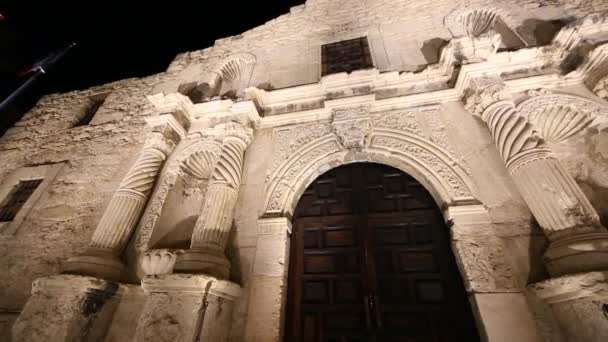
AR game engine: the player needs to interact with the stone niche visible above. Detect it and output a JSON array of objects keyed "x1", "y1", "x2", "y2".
[{"x1": 147, "y1": 172, "x2": 208, "y2": 250}]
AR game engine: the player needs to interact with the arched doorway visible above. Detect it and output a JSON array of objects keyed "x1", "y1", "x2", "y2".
[{"x1": 285, "y1": 163, "x2": 480, "y2": 342}]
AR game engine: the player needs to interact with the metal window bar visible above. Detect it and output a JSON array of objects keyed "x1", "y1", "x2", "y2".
[
  {"x1": 321, "y1": 37, "x2": 373, "y2": 76},
  {"x1": 0, "y1": 179, "x2": 43, "y2": 222}
]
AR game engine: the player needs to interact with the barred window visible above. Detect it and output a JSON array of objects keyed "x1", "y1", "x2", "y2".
[
  {"x1": 322, "y1": 37, "x2": 373, "y2": 76},
  {"x1": 0, "y1": 179, "x2": 43, "y2": 222}
]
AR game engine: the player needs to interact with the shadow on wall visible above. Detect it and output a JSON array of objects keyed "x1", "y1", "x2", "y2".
[
  {"x1": 519, "y1": 18, "x2": 572, "y2": 46},
  {"x1": 553, "y1": 128, "x2": 608, "y2": 226}
]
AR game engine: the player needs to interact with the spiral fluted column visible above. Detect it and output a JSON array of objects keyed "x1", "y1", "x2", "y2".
[
  {"x1": 63, "y1": 133, "x2": 176, "y2": 281},
  {"x1": 464, "y1": 77, "x2": 608, "y2": 277},
  {"x1": 175, "y1": 124, "x2": 252, "y2": 279}
]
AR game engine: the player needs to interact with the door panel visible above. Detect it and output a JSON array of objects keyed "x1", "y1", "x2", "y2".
[{"x1": 286, "y1": 163, "x2": 480, "y2": 342}]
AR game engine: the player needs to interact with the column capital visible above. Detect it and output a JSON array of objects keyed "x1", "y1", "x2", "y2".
[{"x1": 463, "y1": 77, "x2": 514, "y2": 117}]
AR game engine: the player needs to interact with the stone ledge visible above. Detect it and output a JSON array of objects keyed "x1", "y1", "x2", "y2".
[
  {"x1": 141, "y1": 274, "x2": 241, "y2": 300},
  {"x1": 529, "y1": 271, "x2": 608, "y2": 304}
]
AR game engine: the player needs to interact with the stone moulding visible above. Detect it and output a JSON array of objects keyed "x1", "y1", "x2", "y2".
[
  {"x1": 518, "y1": 91, "x2": 608, "y2": 142},
  {"x1": 263, "y1": 126, "x2": 476, "y2": 217},
  {"x1": 529, "y1": 271, "x2": 608, "y2": 304},
  {"x1": 141, "y1": 274, "x2": 241, "y2": 300},
  {"x1": 249, "y1": 13, "x2": 608, "y2": 118}
]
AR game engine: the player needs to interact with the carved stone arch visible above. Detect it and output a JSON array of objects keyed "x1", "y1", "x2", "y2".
[
  {"x1": 263, "y1": 131, "x2": 477, "y2": 218},
  {"x1": 136, "y1": 136, "x2": 222, "y2": 250},
  {"x1": 518, "y1": 90, "x2": 608, "y2": 143}
]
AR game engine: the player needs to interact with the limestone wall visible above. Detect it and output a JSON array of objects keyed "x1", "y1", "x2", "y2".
[
  {"x1": 1, "y1": 0, "x2": 607, "y2": 341},
  {"x1": 165, "y1": 0, "x2": 608, "y2": 93},
  {"x1": 0, "y1": 77, "x2": 161, "y2": 337}
]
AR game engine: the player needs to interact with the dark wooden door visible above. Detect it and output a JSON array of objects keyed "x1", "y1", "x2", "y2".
[{"x1": 285, "y1": 163, "x2": 480, "y2": 342}]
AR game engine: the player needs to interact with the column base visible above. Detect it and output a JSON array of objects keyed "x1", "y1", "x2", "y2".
[
  {"x1": 62, "y1": 248, "x2": 124, "y2": 281},
  {"x1": 544, "y1": 232, "x2": 608, "y2": 277},
  {"x1": 530, "y1": 271, "x2": 608, "y2": 342},
  {"x1": 173, "y1": 248, "x2": 230, "y2": 279},
  {"x1": 12, "y1": 275, "x2": 122, "y2": 342},
  {"x1": 135, "y1": 274, "x2": 241, "y2": 342}
]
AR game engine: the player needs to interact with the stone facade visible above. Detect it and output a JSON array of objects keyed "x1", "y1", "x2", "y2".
[{"x1": 1, "y1": 1, "x2": 608, "y2": 341}]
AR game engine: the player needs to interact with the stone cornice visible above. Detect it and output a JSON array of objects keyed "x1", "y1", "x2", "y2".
[{"x1": 244, "y1": 12, "x2": 608, "y2": 123}]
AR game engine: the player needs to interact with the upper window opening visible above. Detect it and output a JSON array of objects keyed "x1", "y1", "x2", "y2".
[
  {"x1": 322, "y1": 37, "x2": 373, "y2": 76},
  {"x1": 74, "y1": 93, "x2": 109, "y2": 127},
  {"x1": 0, "y1": 179, "x2": 43, "y2": 222}
]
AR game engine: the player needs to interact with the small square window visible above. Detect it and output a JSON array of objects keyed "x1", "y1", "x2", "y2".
[
  {"x1": 322, "y1": 37, "x2": 373, "y2": 76},
  {"x1": 0, "y1": 179, "x2": 43, "y2": 222},
  {"x1": 73, "y1": 94, "x2": 109, "y2": 127}
]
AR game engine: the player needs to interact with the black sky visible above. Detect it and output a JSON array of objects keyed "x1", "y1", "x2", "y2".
[{"x1": 0, "y1": 0, "x2": 304, "y2": 134}]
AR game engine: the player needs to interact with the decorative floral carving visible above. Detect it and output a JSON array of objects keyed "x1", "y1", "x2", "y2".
[
  {"x1": 331, "y1": 105, "x2": 372, "y2": 150},
  {"x1": 141, "y1": 249, "x2": 183, "y2": 276},
  {"x1": 266, "y1": 139, "x2": 342, "y2": 213},
  {"x1": 371, "y1": 135, "x2": 471, "y2": 198},
  {"x1": 373, "y1": 110, "x2": 423, "y2": 134},
  {"x1": 464, "y1": 77, "x2": 513, "y2": 116},
  {"x1": 267, "y1": 123, "x2": 333, "y2": 182}
]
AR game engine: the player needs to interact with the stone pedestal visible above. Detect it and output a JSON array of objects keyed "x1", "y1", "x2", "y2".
[
  {"x1": 12, "y1": 275, "x2": 122, "y2": 342},
  {"x1": 134, "y1": 274, "x2": 241, "y2": 342},
  {"x1": 530, "y1": 272, "x2": 608, "y2": 342}
]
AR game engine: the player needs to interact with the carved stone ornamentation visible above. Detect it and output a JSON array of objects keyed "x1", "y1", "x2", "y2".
[
  {"x1": 372, "y1": 110, "x2": 423, "y2": 135},
  {"x1": 519, "y1": 90, "x2": 607, "y2": 143},
  {"x1": 136, "y1": 137, "x2": 221, "y2": 250},
  {"x1": 595, "y1": 76, "x2": 608, "y2": 100},
  {"x1": 464, "y1": 78, "x2": 550, "y2": 173},
  {"x1": 141, "y1": 249, "x2": 183, "y2": 276},
  {"x1": 458, "y1": 9, "x2": 498, "y2": 37},
  {"x1": 63, "y1": 132, "x2": 178, "y2": 281},
  {"x1": 214, "y1": 53, "x2": 256, "y2": 83},
  {"x1": 175, "y1": 123, "x2": 253, "y2": 279},
  {"x1": 331, "y1": 105, "x2": 372, "y2": 150},
  {"x1": 266, "y1": 123, "x2": 333, "y2": 182},
  {"x1": 464, "y1": 77, "x2": 608, "y2": 278}
]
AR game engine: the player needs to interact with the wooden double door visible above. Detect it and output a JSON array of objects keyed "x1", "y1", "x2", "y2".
[{"x1": 285, "y1": 163, "x2": 480, "y2": 342}]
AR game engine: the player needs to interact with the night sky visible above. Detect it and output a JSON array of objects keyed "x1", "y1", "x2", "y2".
[{"x1": 0, "y1": 0, "x2": 304, "y2": 134}]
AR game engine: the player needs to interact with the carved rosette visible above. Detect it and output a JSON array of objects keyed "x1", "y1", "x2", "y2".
[
  {"x1": 465, "y1": 78, "x2": 551, "y2": 173},
  {"x1": 331, "y1": 105, "x2": 372, "y2": 150}
]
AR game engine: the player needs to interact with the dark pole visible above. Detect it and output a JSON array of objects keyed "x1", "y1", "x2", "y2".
[{"x1": 0, "y1": 42, "x2": 76, "y2": 114}]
